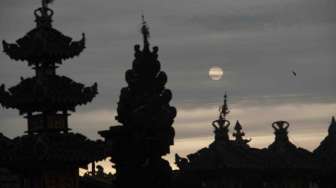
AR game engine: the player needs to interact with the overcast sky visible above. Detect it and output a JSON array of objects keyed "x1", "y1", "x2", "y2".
[{"x1": 0, "y1": 0, "x2": 335, "y2": 172}]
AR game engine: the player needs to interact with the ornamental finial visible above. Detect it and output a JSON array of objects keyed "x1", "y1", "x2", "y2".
[
  {"x1": 233, "y1": 121, "x2": 251, "y2": 145},
  {"x1": 220, "y1": 92, "x2": 230, "y2": 120},
  {"x1": 328, "y1": 116, "x2": 336, "y2": 136},
  {"x1": 35, "y1": 0, "x2": 54, "y2": 27},
  {"x1": 272, "y1": 121, "x2": 290, "y2": 143},
  {"x1": 141, "y1": 14, "x2": 150, "y2": 51},
  {"x1": 212, "y1": 93, "x2": 231, "y2": 142},
  {"x1": 42, "y1": 0, "x2": 54, "y2": 8}
]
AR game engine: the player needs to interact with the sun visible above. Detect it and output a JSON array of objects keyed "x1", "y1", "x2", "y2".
[{"x1": 209, "y1": 66, "x2": 223, "y2": 80}]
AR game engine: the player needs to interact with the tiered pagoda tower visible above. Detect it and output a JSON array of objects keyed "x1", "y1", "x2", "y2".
[
  {"x1": 0, "y1": 1, "x2": 106, "y2": 188},
  {"x1": 99, "y1": 17, "x2": 176, "y2": 188}
]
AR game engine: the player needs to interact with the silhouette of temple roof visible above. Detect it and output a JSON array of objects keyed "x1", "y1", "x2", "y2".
[
  {"x1": 264, "y1": 121, "x2": 317, "y2": 170},
  {"x1": 178, "y1": 140, "x2": 264, "y2": 171},
  {"x1": 176, "y1": 95, "x2": 264, "y2": 171},
  {"x1": 2, "y1": 5, "x2": 85, "y2": 66},
  {"x1": 0, "y1": 75, "x2": 97, "y2": 114},
  {"x1": 175, "y1": 96, "x2": 319, "y2": 174},
  {"x1": 0, "y1": 133, "x2": 107, "y2": 167},
  {"x1": 314, "y1": 116, "x2": 336, "y2": 168}
]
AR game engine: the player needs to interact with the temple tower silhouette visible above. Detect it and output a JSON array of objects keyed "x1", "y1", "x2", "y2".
[
  {"x1": 99, "y1": 17, "x2": 176, "y2": 188},
  {"x1": 0, "y1": 1, "x2": 107, "y2": 188}
]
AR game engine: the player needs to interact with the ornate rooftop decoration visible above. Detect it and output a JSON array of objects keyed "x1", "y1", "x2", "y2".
[
  {"x1": 2, "y1": 0, "x2": 85, "y2": 68},
  {"x1": 267, "y1": 121, "x2": 300, "y2": 153},
  {"x1": 328, "y1": 116, "x2": 336, "y2": 136},
  {"x1": 141, "y1": 14, "x2": 150, "y2": 51},
  {"x1": 175, "y1": 103, "x2": 319, "y2": 173},
  {"x1": 266, "y1": 121, "x2": 315, "y2": 169},
  {"x1": 232, "y1": 121, "x2": 251, "y2": 146},
  {"x1": 269, "y1": 121, "x2": 290, "y2": 148},
  {"x1": 35, "y1": 0, "x2": 54, "y2": 28},
  {"x1": 212, "y1": 94, "x2": 230, "y2": 142},
  {"x1": 174, "y1": 108, "x2": 330, "y2": 188}
]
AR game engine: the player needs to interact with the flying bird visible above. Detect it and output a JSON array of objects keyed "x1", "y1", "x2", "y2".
[{"x1": 292, "y1": 70, "x2": 297, "y2": 76}]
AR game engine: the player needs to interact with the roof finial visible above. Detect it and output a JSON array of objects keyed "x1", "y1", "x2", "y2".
[
  {"x1": 233, "y1": 121, "x2": 251, "y2": 146},
  {"x1": 42, "y1": 0, "x2": 54, "y2": 8},
  {"x1": 35, "y1": 0, "x2": 54, "y2": 27},
  {"x1": 328, "y1": 116, "x2": 336, "y2": 136},
  {"x1": 141, "y1": 14, "x2": 150, "y2": 51},
  {"x1": 211, "y1": 93, "x2": 231, "y2": 142},
  {"x1": 272, "y1": 121, "x2": 290, "y2": 143},
  {"x1": 220, "y1": 92, "x2": 230, "y2": 120}
]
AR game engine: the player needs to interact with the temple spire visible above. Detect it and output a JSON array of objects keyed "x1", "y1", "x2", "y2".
[
  {"x1": 141, "y1": 14, "x2": 150, "y2": 51},
  {"x1": 43, "y1": 0, "x2": 54, "y2": 7},
  {"x1": 328, "y1": 116, "x2": 336, "y2": 136},
  {"x1": 220, "y1": 92, "x2": 230, "y2": 120},
  {"x1": 233, "y1": 121, "x2": 251, "y2": 146},
  {"x1": 34, "y1": 0, "x2": 55, "y2": 28},
  {"x1": 212, "y1": 93, "x2": 231, "y2": 142}
]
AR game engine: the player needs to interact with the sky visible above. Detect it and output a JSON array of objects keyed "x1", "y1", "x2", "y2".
[{"x1": 0, "y1": 0, "x2": 335, "y2": 173}]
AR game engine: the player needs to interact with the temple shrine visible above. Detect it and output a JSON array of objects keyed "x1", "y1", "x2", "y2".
[
  {"x1": 0, "y1": 1, "x2": 107, "y2": 188},
  {"x1": 99, "y1": 16, "x2": 176, "y2": 188}
]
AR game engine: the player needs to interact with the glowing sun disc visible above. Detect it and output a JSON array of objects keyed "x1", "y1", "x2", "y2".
[{"x1": 209, "y1": 66, "x2": 223, "y2": 80}]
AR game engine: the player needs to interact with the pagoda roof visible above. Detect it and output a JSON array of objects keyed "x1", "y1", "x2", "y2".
[
  {"x1": 2, "y1": 28, "x2": 85, "y2": 66},
  {"x1": 2, "y1": 5, "x2": 85, "y2": 66},
  {"x1": 0, "y1": 75, "x2": 97, "y2": 113},
  {"x1": 0, "y1": 133, "x2": 108, "y2": 167}
]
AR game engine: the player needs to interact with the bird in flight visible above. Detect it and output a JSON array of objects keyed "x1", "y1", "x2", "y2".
[{"x1": 292, "y1": 70, "x2": 297, "y2": 76}]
